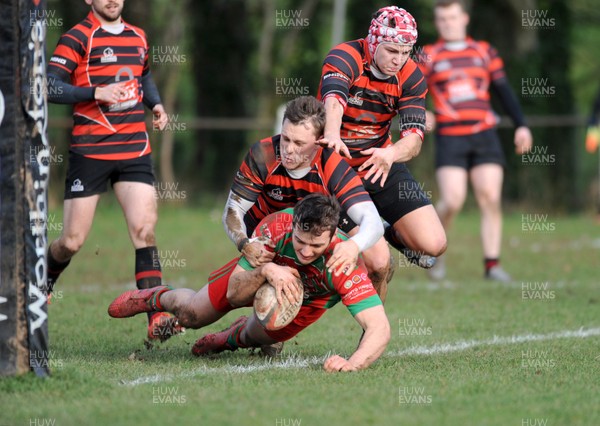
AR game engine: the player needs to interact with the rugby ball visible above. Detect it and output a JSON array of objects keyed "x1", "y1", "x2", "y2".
[{"x1": 253, "y1": 281, "x2": 302, "y2": 331}]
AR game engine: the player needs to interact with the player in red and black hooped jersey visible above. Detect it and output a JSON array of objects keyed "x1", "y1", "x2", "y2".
[
  {"x1": 232, "y1": 135, "x2": 369, "y2": 236},
  {"x1": 107, "y1": 194, "x2": 391, "y2": 372},
  {"x1": 417, "y1": 0, "x2": 533, "y2": 282},
  {"x1": 45, "y1": 0, "x2": 177, "y2": 341},
  {"x1": 223, "y1": 96, "x2": 388, "y2": 300},
  {"x1": 318, "y1": 6, "x2": 447, "y2": 288}
]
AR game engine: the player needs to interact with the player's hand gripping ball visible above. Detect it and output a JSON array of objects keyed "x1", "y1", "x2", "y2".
[{"x1": 253, "y1": 279, "x2": 303, "y2": 331}]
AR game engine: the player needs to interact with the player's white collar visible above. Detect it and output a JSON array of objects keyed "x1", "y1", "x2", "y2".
[
  {"x1": 102, "y1": 22, "x2": 125, "y2": 34},
  {"x1": 370, "y1": 62, "x2": 393, "y2": 80},
  {"x1": 444, "y1": 40, "x2": 468, "y2": 51},
  {"x1": 286, "y1": 166, "x2": 311, "y2": 179}
]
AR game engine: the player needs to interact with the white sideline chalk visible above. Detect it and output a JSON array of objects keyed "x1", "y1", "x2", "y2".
[{"x1": 121, "y1": 326, "x2": 600, "y2": 386}]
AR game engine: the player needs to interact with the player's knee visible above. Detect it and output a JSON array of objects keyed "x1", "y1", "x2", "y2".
[
  {"x1": 441, "y1": 197, "x2": 464, "y2": 215},
  {"x1": 132, "y1": 222, "x2": 157, "y2": 246},
  {"x1": 417, "y1": 235, "x2": 447, "y2": 257},
  {"x1": 175, "y1": 308, "x2": 202, "y2": 329},
  {"x1": 366, "y1": 261, "x2": 389, "y2": 285},
  {"x1": 59, "y1": 233, "x2": 86, "y2": 256},
  {"x1": 477, "y1": 190, "x2": 502, "y2": 210},
  {"x1": 428, "y1": 235, "x2": 447, "y2": 257},
  {"x1": 434, "y1": 237, "x2": 448, "y2": 257}
]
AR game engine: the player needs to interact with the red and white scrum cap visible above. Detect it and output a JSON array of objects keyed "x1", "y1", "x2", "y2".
[{"x1": 367, "y1": 6, "x2": 418, "y2": 56}]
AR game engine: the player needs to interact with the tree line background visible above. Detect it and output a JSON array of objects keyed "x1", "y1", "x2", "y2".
[{"x1": 45, "y1": 0, "x2": 600, "y2": 212}]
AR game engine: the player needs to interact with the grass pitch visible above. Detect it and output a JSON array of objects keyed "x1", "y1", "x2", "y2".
[{"x1": 1, "y1": 202, "x2": 598, "y2": 425}]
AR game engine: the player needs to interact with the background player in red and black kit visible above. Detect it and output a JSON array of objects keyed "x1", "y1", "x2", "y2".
[
  {"x1": 419, "y1": 0, "x2": 533, "y2": 281},
  {"x1": 223, "y1": 96, "x2": 389, "y2": 299},
  {"x1": 46, "y1": 0, "x2": 177, "y2": 340},
  {"x1": 108, "y1": 194, "x2": 390, "y2": 372},
  {"x1": 318, "y1": 6, "x2": 447, "y2": 281}
]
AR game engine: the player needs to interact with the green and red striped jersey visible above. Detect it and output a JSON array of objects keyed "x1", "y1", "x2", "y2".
[{"x1": 238, "y1": 208, "x2": 381, "y2": 316}]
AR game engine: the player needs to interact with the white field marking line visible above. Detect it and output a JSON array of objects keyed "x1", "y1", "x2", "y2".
[
  {"x1": 121, "y1": 327, "x2": 600, "y2": 386},
  {"x1": 387, "y1": 327, "x2": 600, "y2": 357}
]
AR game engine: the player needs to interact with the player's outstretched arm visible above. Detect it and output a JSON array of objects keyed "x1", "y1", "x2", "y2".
[
  {"x1": 46, "y1": 73, "x2": 128, "y2": 105},
  {"x1": 490, "y1": 78, "x2": 533, "y2": 153},
  {"x1": 222, "y1": 191, "x2": 275, "y2": 267},
  {"x1": 323, "y1": 305, "x2": 390, "y2": 372},
  {"x1": 326, "y1": 203, "x2": 383, "y2": 276},
  {"x1": 320, "y1": 97, "x2": 351, "y2": 158}
]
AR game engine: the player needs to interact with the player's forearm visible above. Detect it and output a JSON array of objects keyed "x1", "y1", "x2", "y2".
[
  {"x1": 141, "y1": 71, "x2": 162, "y2": 110},
  {"x1": 323, "y1": 97, "x2": 344, "y2": 139},
  {"x1": 392, "y1": 133, "x2": 422, "y2": 163},
  {"x1": 222, "y1": 191, "x2": 254, "y2": 251},
  {"x1": 491, "y1": 78, "x2": 526, "y2": 128},
  {"x1": 348, "y1": 320, "x2": 390, "y2": 370},
  {"x1": 47, "y1": 73, "x2": 95, "y2": 104},
  {"x1": 226, "y1": 265, "x2": 268, "y2": 307},
  {"x1": 346, "y1": 203, "x2": 384, "y2": 252}
]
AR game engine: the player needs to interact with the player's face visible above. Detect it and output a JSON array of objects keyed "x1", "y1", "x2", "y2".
[
  {"x1": 87, "y1": 0, "x2": 124, "y2": 24},
  {"x1": 374, "y1": 43, "x2": 412, "y2": 76},
  {"x1": 292, "y1": 226, "x2": 333, "y2": 265},
  {"x1": 434, "y1": 4, "x2": 469, "y2": 42},
  {"x1": 280, "y1": 119, "x2": 319, "y2": 171}
]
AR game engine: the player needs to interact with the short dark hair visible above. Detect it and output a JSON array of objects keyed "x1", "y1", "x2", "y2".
[
  {"x1": 434, "y1": 0, "x2": 467, "y2": 11},
  {"x1": 282, "y1": 96, "x2": 326, "y2": 137},
  {"x1": 293, "y1": 193, "x2": 340, "y2": 237}
]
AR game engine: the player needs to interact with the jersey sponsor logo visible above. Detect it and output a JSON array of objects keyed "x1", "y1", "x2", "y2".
[
  {"x1": 101, "y1": 47, "x2": 118, "y2": 63},
  {"x1": 50, "y1": 56, "x2": 67, "y2": 65},
  {"x1": 323, "y1": 72, "x2": 350, "y2": 82},
  {"x1": 108, "y1": 67, "x2": 139, "y2": 112},
  {"x1": 344, "y1": 280, "x2": 353, "y2": 289},
  {"x1": 71, "y1": 179, "x2": 84, "y2": 192},
  {"x1": 267, "y1": 187, "x2": 284, "y2": 201},
  {"x1": 347, "y1": 91, "x2": 364, "y2": 106},
  {"x1": 343, "y1": 284, "x2": 374, "y2": 301},
  {"x1": 108, "y1": 79, "x2": 139, "y2": 112},
  {"x1": 447, "y1": 78, "x2": 477, "y2": 104},
  {"x1": 351, "y1": 275, "x2": 362, "y2": 284}
]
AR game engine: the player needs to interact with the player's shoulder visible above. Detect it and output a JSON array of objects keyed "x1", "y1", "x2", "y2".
[
  {"x1": 468, "y1": 38, "x2": 497, "y2": 55},
  {"x1": 469, "y1": 38, "x2": 491, "y2": 49},
  {"x1": 61, "y1": 13, "x2": 97, "y2": 42},
  {"x1": 254, "y1": 208, "x2": 294, "y2": 240},
  {"x1": 260, "y1": 207, "x2": 294, "y2": 226},
  {"x1": 249, "y1": 135, "x2": 279, "y2": 167},
  {"x1": 319, "y1": 146, "x2": 344, "y2": 166},
  {"x1": 467, "y1": 38, "x2": 500, "y2": 64},
  {"x1": 323, "y1": 39, "x2": 366, "y2": 78},
  {"x1": 123, "y1": 20, "x2": 148, "y2": 40},
  {"x1": 422, "y1": 39, "x2": 445, "y2": 57},
  {"x1": 328, "y1": 39, "x2": 365, "y2": 56},
  {"x1": 398, "y1": 58, "x2": 425, "y2": 87}
]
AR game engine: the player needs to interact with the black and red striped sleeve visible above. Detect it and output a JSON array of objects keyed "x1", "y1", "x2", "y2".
[
  {"x1": 230, "y1": 138, "x2": 272, "y2": 202},
  {"x1": 321, "y1": 149, "x2": 371, "y2": 211},
  {"x1": 398, "y1": 60, "x2": 427, "y2": 139},
  {"x1": 319, "y1": 40, "x2": 363, "y2": 106},
  {"x1": 48, "y1": 28, "x2": 87, "y2": 81}
]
